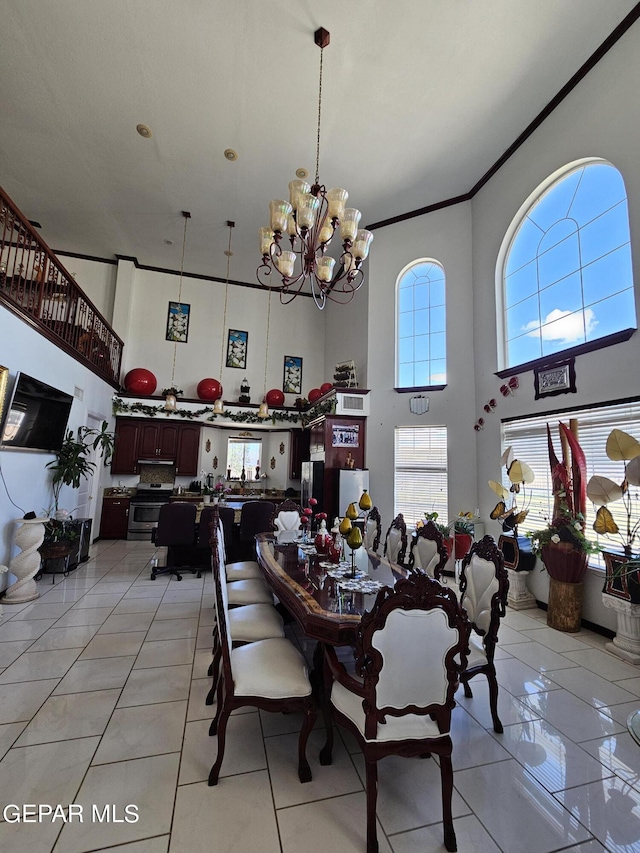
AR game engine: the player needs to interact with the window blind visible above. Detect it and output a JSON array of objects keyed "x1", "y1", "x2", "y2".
[
  {"x1": 394, "y1": 426, "x2": 448, "y2": 526},
  {"x1": 502, "y1": 399, "x2": 640, "y2": 567}
]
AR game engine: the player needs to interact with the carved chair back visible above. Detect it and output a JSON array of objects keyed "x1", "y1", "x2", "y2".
[
  {"x1": 363, "y1": 506, "x2": 382, "y2": 554},
  {"x1": 410, "y1": 519, "x2": 448, "y2": 578},
  {"x1": 384, "y1": 513, "x2": 408, "y2": 565}
]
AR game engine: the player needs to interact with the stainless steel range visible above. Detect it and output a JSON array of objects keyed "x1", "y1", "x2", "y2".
[{"x1": 127, "y1": 482, "x2": 175, "y2": 540}]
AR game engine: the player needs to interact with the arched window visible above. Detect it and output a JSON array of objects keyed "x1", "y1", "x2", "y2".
[
  {"x1": 396, "y1": 259, "x2": 446, "y2": 389},
  {"x1": 501, "y1": 160, "x2": 636, "y2": 369}
]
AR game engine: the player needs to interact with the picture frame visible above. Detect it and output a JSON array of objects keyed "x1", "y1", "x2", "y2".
[
  {"x1": 166, "y1": 302, "x2": 190, "y2": 343},
  {"x1": 0, "y1": 365, "x2": 8, "y2": 426},
  {"x1": 533, "y1": 356, "x2": 576, "y2": 400},
  {"x1": 226, "y1": 330, "x2": 248, "y2": 369},
  {"x1": 283, "y1": 355, "x2": 303, "y2": 395},
  {"x1": 331, "y1": 424, "x2": 360, "y2": 448}
]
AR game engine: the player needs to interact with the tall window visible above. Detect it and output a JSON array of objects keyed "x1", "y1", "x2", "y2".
[
  {"x1": 502, "y1": 161, "x2": 636, "y2": 369},
  {"x1": 226, "y1": 437, "x2": 262, "y2": 481},
  {"x1": 396, "y1": 259, "x2": 446, "y2": 388},
  {"x1": 394, "y1": 426, "x2": 448, "y2": 527},
  {"x1": 502, "y1": 400, "x2": 640, "y2": 567}
]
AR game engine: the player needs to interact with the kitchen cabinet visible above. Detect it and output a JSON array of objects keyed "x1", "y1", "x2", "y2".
[
  {"x1": 111, "y1": 419, "x2": 201, "y2": 476},
  {"x1": 100, "y1": 497, "x2": 130, "y2": 539},
  {"x1": 289, "y1": 429, "x2": 310, "y2": 480},
  {"x1": 308, "y1": 415, "x2": 366, "y2": 469}
]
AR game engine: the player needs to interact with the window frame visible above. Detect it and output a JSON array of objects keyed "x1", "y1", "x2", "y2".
[{"x1": 226, "y1": 436, "x2": 262, "y2": 481}]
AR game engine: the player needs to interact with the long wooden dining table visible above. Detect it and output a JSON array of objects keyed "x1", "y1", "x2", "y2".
[{"x1": 255, "y1": 532, "x2": 411, "y2": 647}]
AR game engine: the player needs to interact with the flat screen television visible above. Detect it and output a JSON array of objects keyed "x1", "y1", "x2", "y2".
[{"x1": 0, "y1": 372, "x2": 73, "y2": 453}]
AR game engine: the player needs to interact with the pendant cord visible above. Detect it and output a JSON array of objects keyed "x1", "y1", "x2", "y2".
[
  {"x1": 170, "y1": 212, "x2": 190, "y2": 389},
  {"x1": 219, "y1": 224, "x2": 233, "y2": 381},
  {"x1": 315, "y1": 45, "x2": 323, "y2": 186},
  {"x1": 263, "y1": 288, "x2": 272, "y2": 395}
]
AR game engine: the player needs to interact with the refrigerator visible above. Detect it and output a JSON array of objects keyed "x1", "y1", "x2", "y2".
[
  {"x1": 301, "y1": 462, "x2": 369, "y2": 522},
  {"x1": 334, "y1": 469, "x2": 369, "y2": 518}
]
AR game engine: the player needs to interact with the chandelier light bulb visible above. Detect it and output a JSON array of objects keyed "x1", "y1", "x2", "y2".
[
  {"x1": 288, "y1": 180, "x2": 311, "y2": 211},
  {"x1": 340, "y1": 208, "x2": 361, "y2": 242},
  {"x1": 276, "y1": 251, "x2": 296, "y2": 278},
  {"x1": 297, "y1": 194, "x2": 320, "y2": 230},
  {"x1": 316, "y1": 256, "x2": 336, "y2": 282},
  {"x1": 353, "y1": 229, "x2": 374, "y2": 261},
  {"x1": 326, "y1": 187, "x2": 348, "y2": 219},
  {"x1": 269, "y1": 200, "x2": 292, "y2": 233},
  {"x1": 259, "y1": 227, "x2": 274, "y2": 255}
]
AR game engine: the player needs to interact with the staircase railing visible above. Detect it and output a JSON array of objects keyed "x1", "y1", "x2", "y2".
[{"x1": 0, "y1": 186, "x2": 123, "y2": 387}]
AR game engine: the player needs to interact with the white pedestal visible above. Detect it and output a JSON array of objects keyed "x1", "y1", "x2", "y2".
[
  {"x1": 507, "y1": 569, "x2": 537, "y2": 610},
  {"x1": 601, "y1": 593, "x2": 640, "y2": 665},
  {"x1": 3, "y1": 517, "x2": 48, "y2": 605}
]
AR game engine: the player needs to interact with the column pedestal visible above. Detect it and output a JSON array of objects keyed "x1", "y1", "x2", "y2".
[
  {"x1": 3, "y1": 517, "x2": 48, "y2": 605},
  {"x1": 601, "y1": 593, "x2": 640, "y2": 665},
  {"x1": 506, "y1": 569, "x2": 537, "y2": 610}
]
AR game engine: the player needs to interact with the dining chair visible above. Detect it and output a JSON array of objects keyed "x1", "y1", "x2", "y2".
[
  {"x1": 273, "y1": 498, "x2": 302, "y2": 543},
  {"x1": 363, "y1": 506, "x2": 382, "y2": 554},
  {"x1": 457, "y1": 535, "x2": 508, "y2": 733},
  {"x1": 320, "y1": 570, "x2": 470, "y2": 853},
  {"x1": 207, "y1": 513, "x2": 316, "y2": 786},
  {"x1": 383, "y1": 513, "x2": 408, "y2": 565},
  {"x1": 150, "y1": 502, "x2": 198, "y2": 581},
  {"x1": 409, "y1": 518, "x2": 448, "y2": 579},
  {"x1": 237, "y1": 499, "x2": 276, "y2": 560}
]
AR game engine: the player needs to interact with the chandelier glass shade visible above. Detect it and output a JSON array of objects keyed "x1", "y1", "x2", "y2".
[{"x1": 257, "y1": 28, "x2": 373, "y2": 310}]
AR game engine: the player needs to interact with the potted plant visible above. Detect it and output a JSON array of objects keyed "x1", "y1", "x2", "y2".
[{"x1": 586, "y1": 428, "x2": 640, "y2": 602}]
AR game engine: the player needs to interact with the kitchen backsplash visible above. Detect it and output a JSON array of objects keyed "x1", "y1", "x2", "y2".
[{"x1": 139, "y1": 464, "x2": 175, "y2": 483}]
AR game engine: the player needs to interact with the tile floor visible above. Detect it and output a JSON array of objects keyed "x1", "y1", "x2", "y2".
[{"x1": 1, "y1": 539, "x2": 640, "y2": 852}]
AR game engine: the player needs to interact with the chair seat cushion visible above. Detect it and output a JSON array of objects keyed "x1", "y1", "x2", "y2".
[
  {"x1": 227, "y1": 578, "x2": 274, "y2": 605},
  {"x1": 226, "y1": 560, "x2": 262, "y2": 580},
  {"x1": 466, "y1": 633, "x2": 488, "y2": 669},
  {"x1": 231, "y1": 638, "x2": 311, "y2": 699},
  {"x1": 331, "y1": 680, "x2": 447, "y2": 742},
  {"x1": 229, "y1": 603, "x2": 285, "y2": 643}
]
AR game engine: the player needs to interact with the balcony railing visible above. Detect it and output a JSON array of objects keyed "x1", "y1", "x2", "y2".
[{"x1": 0, "y1": 186, "x2": 123, "y2": 387}]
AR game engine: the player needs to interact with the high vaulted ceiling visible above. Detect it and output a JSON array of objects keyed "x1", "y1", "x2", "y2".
[{"x1": 1, "y1": 0, "x2": 638, "y2": 286}]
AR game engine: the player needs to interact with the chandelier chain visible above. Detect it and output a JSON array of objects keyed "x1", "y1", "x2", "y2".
[
  {"x1": 315, "y1": 44, "x2": 323, "y2": 186},
  {"x1": 263, "y1": 288, "x2": 272, "y2": 395},
  {"x1": 171, "y1": 212, "x2": 190, "y2": 388},
  {"x1": 218, "y1": 224, "x2": 233, "y2": 381}
]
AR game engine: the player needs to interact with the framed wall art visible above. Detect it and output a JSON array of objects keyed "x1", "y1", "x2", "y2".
[
  {"x1": 226, "y1": 330, "x2": 248, "y2": 369},
  {"x1": 533, "y1": 356, "x2": 576, "y2": 400},
  {"x1": 283, "y1": 355, "x2": 303, "y2": 395},
  {"x1": 166, "y1": 302, "x2": 190, "y2": 343}
]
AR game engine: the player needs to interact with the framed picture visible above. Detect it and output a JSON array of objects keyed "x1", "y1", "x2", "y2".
[
  {"x1": 533, "y1": 357, "x2": 576, "y2": 400},
  {"x1": 331, "y1": 424, "x2": 360, "y2": 448},
  {"x1": 166, "y1": 302, "x2": 190, "y2": 343},
  {"x1": 0, "y1": 365, "x2": 8, "y2": 425},
  {"x1": 283, "y1": 355, "x2": 303, "y2": 395},
  {"x1": 226, "y1": 330, "x2": 248, "y2": 369}
]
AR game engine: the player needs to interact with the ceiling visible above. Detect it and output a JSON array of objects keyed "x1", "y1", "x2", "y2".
[{"x1": 1, "y1": 0, "x2": 638, "y2": 286}]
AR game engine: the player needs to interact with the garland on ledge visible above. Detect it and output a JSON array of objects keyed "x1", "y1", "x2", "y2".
[{"x1": 112, "y1": 395, "x2": 337, "y2": 426}]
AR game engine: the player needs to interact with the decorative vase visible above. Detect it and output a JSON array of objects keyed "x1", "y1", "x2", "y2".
[
  {"x1": 547, "y1": 577, "x2": 584, "y2": 632},
  {"x1": 602, "y1": 549, "x2": 640, "y2": 604},
  {"x1": 4, "y1": 517, "x2": 48, "y2": 604},
  {"x1": 203, "y1": 494, "x2": 211, "y2": 504}
]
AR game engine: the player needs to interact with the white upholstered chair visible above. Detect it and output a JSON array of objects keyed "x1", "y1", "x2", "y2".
[
  {"x1": 273, "y1": 498, "x2": 302, "y2": 543},
  {"x1": 208, "y1": 515, "x2": 316, "y2": 787},
  {"x1": 383, "y1": 513, "x2": 408, "y2": 565},
  {"x1": 457, "y1": 535, "x2": 508, "y2": 733},
  {"x1": 363, "y1": 506, "x2": 382, "y2": 554},
  {"x1": 320, "y1": 570, "x2": 470, "y2": 853},
  {"x1": 409, "y1": 519, "x2": 448, "y2": 579}
]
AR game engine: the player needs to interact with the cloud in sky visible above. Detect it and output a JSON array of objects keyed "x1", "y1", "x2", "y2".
[{"x1": 523, "y1": 308, "x2": 597, "y2": 344}]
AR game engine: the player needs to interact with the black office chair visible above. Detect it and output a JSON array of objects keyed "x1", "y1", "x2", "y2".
[
  {"x1": 237, "y1": 500, "x2": 275, "y2": 561},
  {"x1": 151, "y1": 502, "x2": 199, "y2": 581}
]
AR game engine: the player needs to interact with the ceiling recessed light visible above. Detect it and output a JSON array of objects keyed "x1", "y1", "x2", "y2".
[
  {"x1": 136, "y1": 124, "x2": 153, "y2": 138},
  {"x1": 295, "y1": 168, "x2": 309, "y2": 179},
  {"x1": 224, "y1": 149, "x2": 238, "y2": 161}
]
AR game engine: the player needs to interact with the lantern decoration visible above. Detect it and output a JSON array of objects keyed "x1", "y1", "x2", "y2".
[
  {"x1": 320, "y1": 382, "x2": 333, "y2": 395},
  {"x1": 197, "y1": 378, "x2": 223, "y2": 402},
  {"x1": 308, "y1": 388, "x2": 322, "y2": 403},
  {"x1": 124, "y1": 368, "x2": 157, "y2": 396},
  {"x1": 265, "y1": 388, "x2": 285, "y2": 407}
]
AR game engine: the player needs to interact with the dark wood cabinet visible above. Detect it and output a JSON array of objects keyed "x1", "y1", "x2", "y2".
[
  {"x1": 289, "y1": 429, "x2": 310, "y2": 480},
  {"x1": 176, "y1": 424, "x2": 200, "y2": 476},
  {"x1": 111, "y1": 418, "x2": 201, "y2": 475},
  {"x1": 100, "y1": 497, "x2": 130, "y2": 539},
  {"x1": 308, "y1": 415, "x2": 366, "y2": 469},
  {"x1": 111, "y1": 420, "x2": 141, "y2": 475}
]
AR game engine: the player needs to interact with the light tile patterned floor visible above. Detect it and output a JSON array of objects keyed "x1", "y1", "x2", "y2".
[{"x1": 0, "y1": 539, "x2": 640, "y2": 852}]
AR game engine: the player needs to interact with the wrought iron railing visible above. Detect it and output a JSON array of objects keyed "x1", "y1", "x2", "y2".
[{"x1": 0, "y1": 186, "x2": 123, "y2": 387}]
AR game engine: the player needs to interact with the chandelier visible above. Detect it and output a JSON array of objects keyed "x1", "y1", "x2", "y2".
[{"x1": 257, "y1": 28, "x2": 373, "y2": 310}]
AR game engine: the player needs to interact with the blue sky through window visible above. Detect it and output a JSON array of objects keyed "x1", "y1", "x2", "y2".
[
  {"x1": 397, "y1": 260, "x2": 446, "y2": 387},
  {"x1": 504, "y1": 162, "x2": 635, "y2": 367}
]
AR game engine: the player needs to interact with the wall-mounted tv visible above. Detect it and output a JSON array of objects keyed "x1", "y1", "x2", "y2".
[{"x1": 0, "y1": 372, "x2": 73, "y2": 453}]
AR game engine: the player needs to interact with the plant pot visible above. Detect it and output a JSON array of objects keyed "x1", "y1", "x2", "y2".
[
  {"x1": 38, "y1": 541, "x2": 74, "y2": 560},
  {"x1": 602, "y1": 549, "x2": 640, "y2": 604},
  {"x1": 547, "y1": 577, "x2": 584, "y2": 632}
]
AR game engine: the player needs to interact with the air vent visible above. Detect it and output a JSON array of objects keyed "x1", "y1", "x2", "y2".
[
  {"x1": 343, "y1": 395, "x2": 363, "y2": 411},
  {"x1": 74, "y1": 386, "x2": 84, "y2": 400},
  {"x1": 335, "y1": 391, "x2": 370, "y2": 416}
]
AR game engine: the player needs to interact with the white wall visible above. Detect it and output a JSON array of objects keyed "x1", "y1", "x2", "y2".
[
  {"x1": 365, "y1": 202, "x2": 476, "y2": 532},
  {"x1": 470, "y1": 22, "x2": 640, "y2": 629},
  {"x1": 0, "y1": 306, "x2": 115, "y2": 587},
  {"x1": 56, "y1": 254, "x2": 118, "y2": 324}
]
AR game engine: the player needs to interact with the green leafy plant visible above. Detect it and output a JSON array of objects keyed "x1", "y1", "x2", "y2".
[
  {"x1": 46, "y1": 421, "x2": 116, "y2": 513},
  {"x1": 527, "y1": 504, "x2": 599, "y2": 557},
  {"x1": 161, "y1": 387, "x2": 183, "y2": 397},
  {"x1": 423, "y1": 511, "x2": 450, "y2": 538}
]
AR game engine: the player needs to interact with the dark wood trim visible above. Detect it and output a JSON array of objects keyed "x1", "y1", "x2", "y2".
[
  {"x1": 394, "y1": 384, "x2": 446, "y2": 393},
  {"x1": 495, "y1": 328, "x2": 635, "y2": 378},
  {"x1": 55, "y1": 250, "x2": 118, "y2": 266},
  {"x1": 501, "y1": 393, "x2": 640, "y2": 426},
  {"x1": 366, "y1": 4, "x2": 640, "y2": 231}
]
